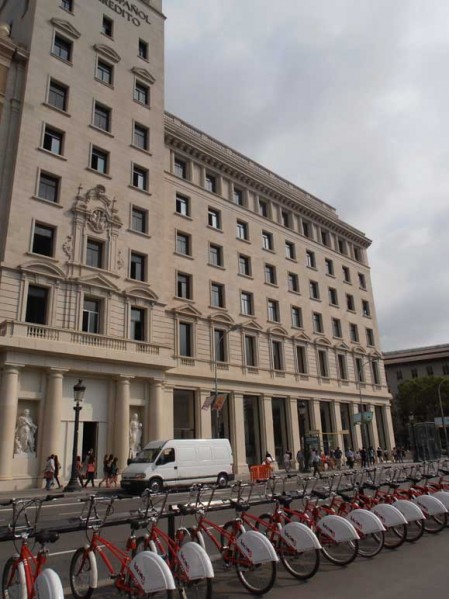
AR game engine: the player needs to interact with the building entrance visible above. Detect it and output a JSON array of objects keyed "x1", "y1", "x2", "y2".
[{"x1": 82, "y1": 422, "x2": 98, "y2": 460}]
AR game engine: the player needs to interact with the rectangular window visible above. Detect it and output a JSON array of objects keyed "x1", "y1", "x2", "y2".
[
  {"x1": 43, "y1": 126, "x2": 63, "y2": 155},
  {"x1": 262, "y1": 231, "x2": 273, "y2": 251},
  {"x1": 332, "y1": 317, "x2": 342, "y2": 338},
  {"x1": 179, "y1": 322, "x2": 193, "y2": 357},
  {"x1": 26, "y1": 285, "x2": 48, "y2": 325},
  {"x1": 130, "y1": 252, "x2": 146, "y2": 281},
  {"x1": 267, "y1": 299, "x2": 280, "y2": 322},
  {"x1": 296, "y1": 345, "x2": 307, "y2": 374},
  {"x1": 291, "y1": 306, "x2": 302, "y2": 328},
  {"x1": 312, "y1": 312, "x2": 323, "y2": 334},
  {"x1": 318, "y1": 350, "x2": 329, "y2": 377},
  {"x1": 131, "y1": 206, "x2": 147, "y2": 234},
  {"x1": 133, "y1": 123, "x2": 149, "y2": 150},
  {"x1": 52, "y1": 34, "x2": 72, "y2": 62},
  {"x1": 244, "y1": 335, "x2": 257, "y2": 366},
  {"x1": 177, "y1": 272, "x2": 192, "y2": 299},
  {"x1": 396, "y1": 370, "x2": 403, "y2": 381},
  {"x1": 285, "y1": 241, "x2": 295, "y2": 260},
  {"x1": 176, "y1": 232, "x2": 191, "y2": 256},
  {"x1": 302, "y1": 220, "x2": 311, "y2": 238},
  {"x1": 132, "y1": 165, "x2": 149, "y2": 191},
  {"x1": 60, "y1": 0, "x2": 73, "y2": 11},
  {"x1": 241, "y1": 291, "x2": 254, "y2": 315},
  {"x1": 102, "y1": 15, "x2": 113, "y2": 37},
  {"x1": 272, "y1": 340, "x2": 283, "y2": 370},
  {"x1": 138, "y1": 39, "x2": 148, "y2": 59},
  {"x1": 238, "y1": 254, "x2": 251, "y2": 276},
  {"x1": 350, "y1": 323, "x2": 359, "y2": 342},
  {"x1": 342, "y1": 266, "x2": 351, "y2": 283},
  {"x1": 372, "y1": 361, "x2": 380, "y2": 385},
  {"x1": 354, "y1": 246, "x2": 363, "y2": 262},
  {"x1": 321, "y1": 230, "x2": 330, "y2": 246},
  {"x1": 96, "y1": 59, "x2": 113, "y2": 85},
  {"x1": 426, "y1": 365, "x2": 434, "y2": 376},
  {"x1": 91, "y1": 147, "x2": 108, "y2": 174},
  {"x1": 338, "y1": 354, "x2": 347, "y2": 380},
  {"x1": 233, "y1": 187, "x2": 244, "y2": 205},
  {"x1": 358, "y1": 272, "x2": 367, "y2": 289},
  {"x1": 411, "y1": 368, "x2": 418, "y2": 378},
  {"x1": 209, "y1": 244, "x2": 223, "y2": 267},
  {"x1": 82, "y1": 298, "x2": 100, "y2": 334},
  {"x1": 205, "y1": 173, "x2": 217, "y2": 193},
  {"x1": 174, "y1": 157, "x2": 187, "y2": 179},
  {"x1": 288, "y1": 273, "x2": 299, "y2": 292},
  {"x1": 48, "y1": 79, "x2": 68, "y2": 111},
  {"x1": 38, "y1": 172, "x2": 59, "y2": 203},
  {"x1": 208, "y1": 208, "x2": 221, "y2": 229},
  {"x1": 214, "y1": 328, "x2": 227, "y2": 362},
  {"x1": 94, "y1": 102, "x2": 111, "y2": 131},
  {"x1": 325, "y1": 258, "x2": 334, "y2": 276},
  {"x1": 355, "y1": 357, "x2": 365, "y2": 382},
  {"x1": 346, "y1": 294, "x2": 355, "y2": 311},
  {"x1": 131, "y1": 307, "x2": 145, "y2": 341},
  {"x1": 366, "y1": 328, "x2": 375, "y2": 346},
  {"x1": 237, "y1": 220, "x2": 249, "y2": 240},
  {"x1": 211, "y1": 283, "x2": 225, "y2": 308},
  {"x1": 362, "y1": 300, "x2": 371, "y2": 317},
  {"x1": 176, "y1": 194, "x2": 190, "y2": 216},
  {"x1": 309, "y1": 280, "x2": 320, "y2": 300},
  {"x1": 329, "y1": 287, "x2": 338, "y2": 306},
  {"x1": 281, "y1": 210, "x2": 290, "y2": 228},
  {"x1": 32, "y1": 223, "x2": 55, "y2": 257},
  {"x1": 86, "y1": 239, "x2": 104, "y2": 268},
  {"x1": 134, "y1": 81, "x2": 149, "y2": 105},
  {"x1": 264, "y1": 264, "x2": 277, "y2": 285},
  {"x1": 306, "y1": 250, "x2": 316, "y2": 268},
  {"x1": 259, "y1": 199, "x2": 269, "y2": 217},
  {"x1": 338, "y1": 238, "x2": 347, "y2": 254}
]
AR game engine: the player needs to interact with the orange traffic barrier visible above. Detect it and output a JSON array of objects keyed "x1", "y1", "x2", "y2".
[{"x1": 250, "y1": 465, "x2": 272, "y2": 482}]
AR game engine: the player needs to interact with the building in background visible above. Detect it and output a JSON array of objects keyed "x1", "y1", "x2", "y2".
[{"x1": 0, "y1": 0, "x2": 394, "y2": 490}]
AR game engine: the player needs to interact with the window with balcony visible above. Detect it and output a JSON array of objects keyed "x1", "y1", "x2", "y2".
[
  {"x1": 338, "y1": 354, "x2": 348, "y2": 380},
  {"x1": 82, "y1": 298, "x2": 101, "y2": 334},
  {"x1": 296, "y1": 345, "x2": 307, "y2": 374},
  {"x1": 26, "y1": 285, "x2": 48, "y2": 325},
  {"x1": 244, "y1": 335, "x2": 257, "y2": 367},
  {"x1": 179, "y1": 322, "x2": 193, "y2": 357},
  {"x1": 130, "y1": 307, "x2": 145, "y2": 341},
  {"x1": 318, "y1": 350, "x2": 329, "y2": 377},
  {"x1": 272, "y1": 340, "x2": 284, "y2": 370},
  {"x1": 214, "y1": 328, "x2": 227, "y2": 362}
]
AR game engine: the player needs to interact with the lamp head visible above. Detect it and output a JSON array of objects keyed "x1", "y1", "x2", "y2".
[{"x1": 73, "y1": 379, "x2": 86, "y2": 403}]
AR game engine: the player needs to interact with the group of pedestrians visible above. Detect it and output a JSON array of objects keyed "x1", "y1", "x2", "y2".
[
  {"x1": 43, "y1": 454, "x2": 62, "y2": 491},
  {"x1": 99, "y1": 454, "x2": 120, "y2": 488},
  {"x1": 44, "y1": 450, "x2": 120, "y2": 489}
]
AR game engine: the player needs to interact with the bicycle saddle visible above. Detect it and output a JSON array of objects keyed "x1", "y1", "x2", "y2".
[
  {"x1": 228, "y1": 499, "x2": 250, "y2": 512},
  {"x1": 35, "y1": 530, "x2": 59, "y2": 544},
  {"x1": 130, "y1": 519, "x2": 149, "y2": 530},
  {"x1": 272, "y1": 494, "x2": 293, "y2": 507},
  {"x1": 311, "y1": 489, "x2": 328, "y2": 500}
]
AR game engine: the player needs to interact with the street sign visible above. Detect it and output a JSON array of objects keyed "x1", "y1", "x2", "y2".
[{"x1": 434, "y1": 417, "x2": 449, "y2": 427}]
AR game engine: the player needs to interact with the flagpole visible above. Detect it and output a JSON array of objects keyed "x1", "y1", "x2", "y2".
[{"x1": 213, "y1": 324, "x2": 239, "y2": 437}]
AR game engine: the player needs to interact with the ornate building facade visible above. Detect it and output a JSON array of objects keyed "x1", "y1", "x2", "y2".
[{"x1": 0, "y1": 0, "x2": 394, "y2": 490}]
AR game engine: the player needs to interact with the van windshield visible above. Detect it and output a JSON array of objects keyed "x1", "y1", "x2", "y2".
[{"x1": 132, "y1": 446, "x2": 163, "y2": 464}]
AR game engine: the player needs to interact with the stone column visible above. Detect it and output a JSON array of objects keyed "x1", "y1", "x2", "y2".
[
  {"x1": 40, "y1": 369, "x2": 66, "y2": 467},
  {"x1": 351, "y1": 403, "x2": 363, "y2": 449},
  {"x1": 262, "y1": 395, "x2": 276, "y2": 467},
  {"x1": 383, "y1": 404, "x2": 395, "y2": 453},
  {"x1": 331, "y1": 400, "x2": 344, "y2": 451},
  {"x1": 0, "y1": 365, "x2": 21, "y2": 480},
  {"x1": 368, "y1": 404, "x2": 380, "y2": 450},
  {"x1": 231, "y1": 393, "x2": 247, "y2": 475},
  {"x1": 148, "y1": 379, "x2": 166, "y2": 440},
  {"x1": 288, "y1": 398, "x2": 300, "y2": 456},
  {"x1": 115, "y1": 377, "x2": 131, "y2": 469},
  {"x1": 310, "y1": 399, "x2": 323, "y2": 450}
]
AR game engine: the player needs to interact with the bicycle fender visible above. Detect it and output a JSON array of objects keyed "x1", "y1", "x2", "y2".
[
  {"x1": 280, "y1": 522, "x2": 322, "y2": 551},
  {"x1": 34, "y1": 569, "x2": 64, "y2": 599},
  {"x1": 345, "y1": 509, "x2": 386, "y2": 534},
  {"x1": 316, "y1": 515, "x2": 360, "y2": 542},
  {"x1": 431, "y1": 491, "x2": 449, "y2": 510},
  {"x1": 130, "y1": 550, "x2": 176, "y2": 593},
  {"x1": 371, "y1": 504, "x2": 408, "y2": 527},
  {"x1": 413, "y1": 494, "x2": 447, "y2": 516},
  {"x1": 12, "y1": 561, "x2": 26, "y2": 599},
  {"x1": 83, "y1": 547, "x2": 98, "y2": 590},
  {"x1": 393, "y1": 500, "x2": 425, "y2": 522},
  {"x1": 236, "y1": 530, "x2": 279, "y2": 564},
  {"x1": 177, "y1": 541, "x2": 214, "y2": 580}
]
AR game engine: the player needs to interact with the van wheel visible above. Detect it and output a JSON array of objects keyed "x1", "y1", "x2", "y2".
[
  {"x1": 148, "y1": 478, "x2": 163, "y2": 493},
  {"x1": 216, "y1": 473, "x2": 228, "y2": 488}
]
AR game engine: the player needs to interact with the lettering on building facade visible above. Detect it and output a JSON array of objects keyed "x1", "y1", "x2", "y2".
[{"x1": 97, "y1": 0, "x2": 151, "y2": 27}]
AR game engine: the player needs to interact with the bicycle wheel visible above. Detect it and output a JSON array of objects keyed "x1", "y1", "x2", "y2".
[
  {"x1": 356, "y1": 531, "x2": 384, "y2": 558},
  {"x1": 70, "y1": 548, "x2": 95, "y2": 599},
  {"x1": 220, "y1": 520, "x2": 244, "y2": 550},
  {"x1": 234, "y1": 552, "x2": 276, "y2": 596},
  {"x1": 423, "y1": 512, "x2": 447, "y2": 534},
  {"x1": 405, "y1": 519, "x2": 424, "y2": 542},
  {"x1": 177, "y1": 577, "x2": 212, "y2": 599},
  {"x1": 253, "y1": 513, "x2": 275, "y2": 536},
  {"x1": 2, "y1": 557, "x2": 26, "y2": 599},
  {"x1": 318, "y1": 533, "x2": 358, "y2": 566},
  {"x1": 279, "y1": 540, "x2": 320, "y2": 580},
  {"x1": 383, "y1": 524, "x2": 407, "y2": 549}
]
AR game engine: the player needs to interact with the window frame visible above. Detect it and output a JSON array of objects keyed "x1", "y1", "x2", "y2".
[
  {"x1": 176, "y1": 272, "x2": 192, "y2": 299},
  {"x1": 285, "y1": 241, "x2": 296, "y2": 260},
  {"x1": 208, "y1": 207, "x2": 221, "y2": 230},
  {"x1": 133, "y1": 122, "x2": 149, "y2": 151},
  {"x1": 236, "y1": 220, "x2": 249, "y2": 240},
  {"x1": 93, "y1": 101, "x2": 111, "y2": 132},
  {"x1": 176, "y1": 231, "x2": 191, "y2": 256},
  {"x1": 52, "y1": 33, "x2": 72, "y2": 63},
  {"x1": 38, "y1": 171, "x2": 60, "y2": 203},
  {"x1": 262, "y1": 230, "x2": 273, "y2": 251},
  {"x1": 138, "y1": 38, "x2": 149, "y2": 59},
  {"x1": 179, "y1": 321, "x2": 193, "y2": 357},
  {"x1": 267, "y1": 299, "x2": 280, "y2": 323},
  {"x1": 134, "y1": 79, "x2": 150, "y2": 106},
  {"x1": 208, "y1": 243, "x2": 223, "y2": 267},
  {"x1": 131, "y1": 206, "x2": 148, "y2": 234},
  {"x1": 96, "y1": 58, "x2": 114, "y2": 86},
  {"x1": 130, "y1": 251, "x2": 146, "y2": 282},
  {"x1": 312, "y1": 312, "x2": 323, "y2": 334},
  {"x1": 32, "y1": 222, "x2": 55, "y2": 257},
  {"x1": 48, "y1": 78, "x2": 68, "y2": 112},
  {"x1": 210, "y1": 282, "x2": 225, "y2": 308},
  {"x1": 130, "y1": 306, "x2": 146, "y2": 341},
  {"x1": 86, "y1": 238, "x2": 105, "y2": 269},
  {"x1": 42, "y1": 125, "x2": 64, "y2": 155},
  {"x1": 271, "y1": 339, "x2": 284, "y2": 371},
  {"x1": 90, "y1": 146, "x2": 109, "y2": 174},
  {"x1": 102, "y1": 15, "x2": 114, "y2": 38},
  {"x1": 132, "y1": 164, "x2": 149, "y2": 191},
  {"x1": 291, "y1": 306, "x2": 302, "y2": 328},
  {"x1": 240, "y1": 291, "x2": 254, "y2": 316},
  {"x1": 175, "y1": 193, "x2": 190, "y2": 216},
  {"x1": 238, "y1": 254, "x2": 251, "y2": 277}
]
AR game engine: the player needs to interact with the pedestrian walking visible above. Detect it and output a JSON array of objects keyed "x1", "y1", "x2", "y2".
[
  {"x1": 99, "y1": 454, "x2": 113, "y2": 488},
  {"x1": 43, "y1": 455, "x2": 55, "y2": 491},
  {"x1": 296, "y1": 448, "x2": 305, "y2": 472},
  {"x1": 360, "y1": 447, "x2": 369, "y2": 468},
  {"x1": 109, "y1": 457, "x2": 119, "y2": 487},
  {"x1": 369, "y1": 446, "x2": 375, "y2": 465},
  {"x1": 283, "y1": 450, "x2": 292, "y2": 472},
  {"x1": 83, "y1": 454, "x2": 96, "y2": 487},
  {"x1": 334, "y1": 446, "x2": 343, "y2": 470},
  {"x1": 376, "y1": 446, "x2": 383, "y2": 463},
  {"x1": 53, "y1": 454, "x2": 62, "y2": 488},
  {"x1": 75, "y1": 455, "x2": 84, "y2": 486},
  {"x1": 345, "y1": 448, "x2": 355, "y2": 469},
  {"x1": 311, "y1": 449, "x2": 322, "y2": 478}
]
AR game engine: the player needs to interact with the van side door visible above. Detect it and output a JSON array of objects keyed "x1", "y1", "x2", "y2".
[{"x1": 155, "y1": 447, "x2": 179, "y2": 487}]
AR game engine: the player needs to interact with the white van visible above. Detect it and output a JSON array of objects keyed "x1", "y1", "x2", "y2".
[{"x1": 120, "y1": 438, "x2": 234, "y2": 494}]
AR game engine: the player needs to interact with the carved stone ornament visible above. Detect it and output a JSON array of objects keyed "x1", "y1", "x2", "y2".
[
  {"x1": 62, "y1": 235, "x2": 73, "y2": 260},
  {"x1": 89, "y1": 208, "x2": 108, "y2": 233},
  {"x1": 73, "y1": 185, "x2": 123, "y2": 231}
]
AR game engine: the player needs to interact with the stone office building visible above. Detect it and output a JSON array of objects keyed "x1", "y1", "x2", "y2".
[{"x1": 0, "y1": 0, "x2": 394, "y2": 490}]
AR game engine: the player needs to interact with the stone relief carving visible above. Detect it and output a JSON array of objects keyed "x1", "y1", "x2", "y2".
[
  {"x1": 62, "y1": 235, "x2": 73, "y2": 260},
  {"x1": 14, "y1": 409, "x2": 37, "y2": 454},
  {"x1": 88, "y1": 208, "x2": 108, "y2": 233}
]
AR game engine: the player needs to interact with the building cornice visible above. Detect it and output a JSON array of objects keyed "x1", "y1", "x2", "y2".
[{"x1": 164, "y1": 112, "x2": 372, "y2": 248}]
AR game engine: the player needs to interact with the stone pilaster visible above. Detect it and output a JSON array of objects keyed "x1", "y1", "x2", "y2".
[{"x1": 0, "y1": 365, "x2": 21, "y2": 480}]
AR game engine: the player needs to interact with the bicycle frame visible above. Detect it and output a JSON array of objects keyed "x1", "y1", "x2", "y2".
[{"x1": 6, "y1": 541, "x2": 46, "y2": 599}]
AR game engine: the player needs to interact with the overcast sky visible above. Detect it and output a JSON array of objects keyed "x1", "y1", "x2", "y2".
[{"x1": 163, "y1": 1, "x2": 449, "y2": 352}]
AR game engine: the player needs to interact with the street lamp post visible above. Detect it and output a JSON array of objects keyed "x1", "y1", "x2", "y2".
[
  {"x1": 298, "y1": 401, "x2": 309, "y2": 472},
  {"x1": 437, "y1": 379, "x2": 449, "y2": 455},
  {"x1": 409, "y1": 412, "x2": 416, "y2": 461},
  {"x1": 212, "y1": 325, "x2": 239, "y2": 438},
  {"x1": 64, "y1": 379, "x2": 86, "y2": 492}
]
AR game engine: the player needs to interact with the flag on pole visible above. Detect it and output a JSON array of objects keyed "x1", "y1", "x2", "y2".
[
  {"x1": 201, "y1": 394, "x2": 215, "y2": 411},
  {"x1": 212, "y1": 393, "x2": 227, "y2": 412}
]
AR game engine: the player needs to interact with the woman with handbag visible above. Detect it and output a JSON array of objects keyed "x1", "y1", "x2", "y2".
[{"x1": 43, "y1": 455, "x2": 55, "y2": 491}]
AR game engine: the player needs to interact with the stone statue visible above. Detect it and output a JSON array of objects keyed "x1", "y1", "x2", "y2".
[
  {"x1": 129, "y1": 413, "x2": 143, "y2": 456},
  {"x1": 14, "y1": 409, "x2": 37, "y2": 454}
]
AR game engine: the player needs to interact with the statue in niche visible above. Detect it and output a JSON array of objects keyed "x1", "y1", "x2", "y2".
[
  {"x1": 129, "y1": 413, "x2": 143, "y2": 457},
  {"x1": 14, "y1": 409, "x2": 37, "y2": 454}
]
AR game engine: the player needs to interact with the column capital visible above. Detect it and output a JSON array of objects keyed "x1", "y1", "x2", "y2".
[
  {"x1": 2, "y1": 363, "x2": 23, "y2": 372},
  {"x1": 47, "y1": 368, "x2": 69, "y2": 376}
]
